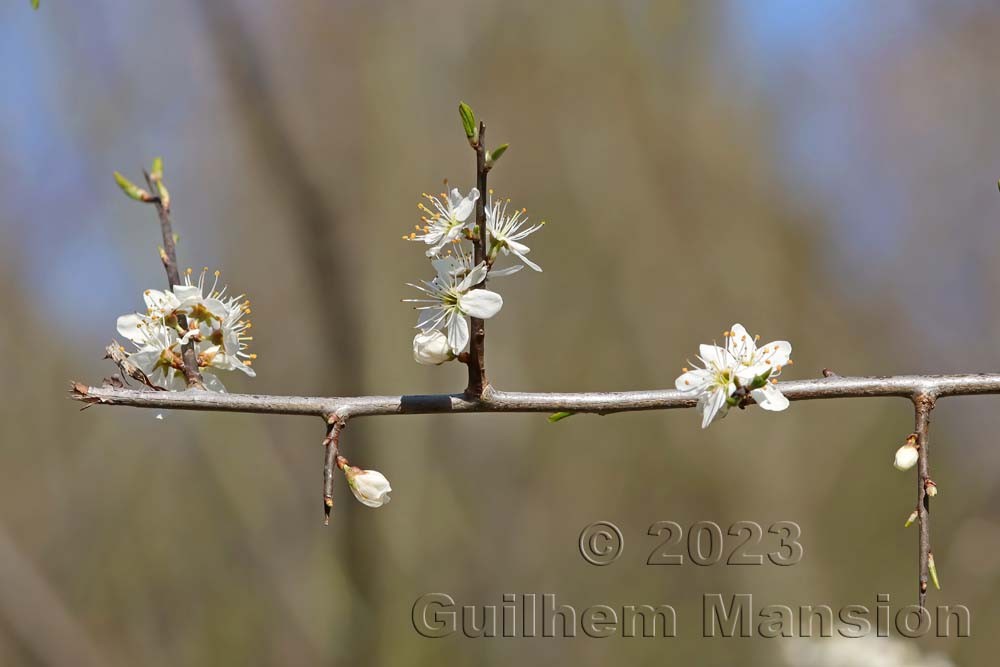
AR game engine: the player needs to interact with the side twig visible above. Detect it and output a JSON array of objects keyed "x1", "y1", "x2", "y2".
[
  {"x1": 466, "y1": 120, "x2": 488, "y2": 397},
  {"x1": 143, "y1": 172, "x2": 205, "y2": 389},
  {"x1": 322, "y1": 418, "x2": 344, "y2": 525},
  {"x1": 913, "y1": 394, "x2": 935, "y2": 608}
]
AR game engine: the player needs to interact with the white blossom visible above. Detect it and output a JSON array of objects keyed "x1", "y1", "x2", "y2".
[
  {"x1": 404, "y1": 261, "x2": 503, "y2": 353},
  {"x1": 675, "y1": 323, "x2": 793, "y2": 428},
  {"x1": 344, "y1": 466, "x2": 392, "y2": 508},
  {"x1": 114, "y1": 270, "x2": 256, "y2": 392},
  {"x1": 407, "y1": 186, "x2": 479, "y2": 257},
  {"x1": 486, "y1": 190, "x2": 545, "y2": 271},
  {"x1": 725, "y1": 323, "x2": 792, "y2": 412},
  {"x1": 675, "y1": 343, "x2": 739, "y2": 428},
  {"x1": 413, "y1": 330, "x2": 453, "y2": 365}
]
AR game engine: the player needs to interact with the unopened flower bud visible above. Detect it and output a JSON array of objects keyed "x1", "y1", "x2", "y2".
[
  {"x1": 893, "y1": 435, "x2": 919, "y2": 471},
  {"x1": 413, "y1": 330, "x2": 453, "y2": 366},
  {"x1": 344, "y1": 466, "x2": 392, "y2": 508},
  {"x1": 925, "y1": 479, "x2": 938, "y2": 497},
  {"x1": 904, "y1": 510, "x2": 918, "y2": 528}
]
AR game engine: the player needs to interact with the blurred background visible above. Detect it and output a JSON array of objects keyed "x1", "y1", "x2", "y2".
[{"x1": 1, "y1": 0, "x2": 999, "y2": 664}]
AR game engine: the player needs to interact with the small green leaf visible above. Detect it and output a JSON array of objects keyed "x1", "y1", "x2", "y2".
[
  {"x1": 548, "y1": 411, "x2": 576, "y2": 423},
  {"x1": 928, "y1": 553, "x2": 941, "y2": 590},
  {"x1": 150, "y1": 156, "x2": 164, "y2": 181},
  {"x1": 487, "y1": 143, "x2": 509, "y2": 166},
  {"x1": 458, "y1": 101, "x2": 477, "y2": 142},
  {"x1": 31, "y1": 0, "x2": 40, "y2": 10},
  {"x1": 113, "y1": 171, "x2": 152, "y2": 202},
  {"x1": 904, "y1": 510, "x2": 917, "y2": 528},
  {"x1": 749, "y1": 369, "x2": 773, "y2": 390}
]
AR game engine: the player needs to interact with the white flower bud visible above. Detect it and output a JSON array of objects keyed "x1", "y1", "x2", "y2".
[
  {"x1": 893, "y1": 439, "x2": 919, "y2": 471},
  {"x1": 413, "y1": 331, "x2": 453, "y2": 366},
  {"x1": 345, "y1": 467, "x2": 392, "y2": 508}
]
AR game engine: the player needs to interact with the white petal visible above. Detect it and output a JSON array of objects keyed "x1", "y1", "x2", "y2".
[
  {"x1": 752, "y1": 383, "x2": 790, "y2": 412},
  {"x1": 727, "y1": 323, "x2": 756, "y2": 359},
  {"x1": 171, "y1": 285, "x2": 202, "y2": 305},
  {"x1": 458, "y1": 263, "x2": 488, "y2": 291},
  {"x1": 700, "y1": 389, "x2": 729, "y2": 429},
  {"x1": 675, "y1": 369, "x2": 711, "y2": 392},
  {"x1": 511, "y1": 249, "x2": 542, "y2": 272},
  {"x1": 699, "y1": 344, "x2": 732, "y2": 368},
  {"x1": 488, "y1": 265, "x2": 524, "y2": 278},
  {"x1": 758, "y1": 341, "x2": 792, "y2": 368},
  {"x1": 116, "y1": 313, "x2": 145, "y2": 343},
  {"x1": 452, "y1": 188, "x2": 480, "y2": 221},
  {"x1": 447, "y1": 311, "x2": 470, "y2": 352},
  {"x1": 459, "y1": 289, "x2": 503, "y2": 319},
  {"x1": 128, "y1": 349, "x2": 161, "y2": 374}
]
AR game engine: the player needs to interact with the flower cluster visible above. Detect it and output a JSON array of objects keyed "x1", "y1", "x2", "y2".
[
  {"x1": 675, "y1": 323, "x2": 792, "y2": 428},
  {"x1": 404, "y1": 186, "x2": 544, "y2": 364},
  {"x1": 115, "y1": 268, "x2": 255, "y2": 392}
]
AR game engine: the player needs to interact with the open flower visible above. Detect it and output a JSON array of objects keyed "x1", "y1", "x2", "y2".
[
  {"x1": 726, "y1": 323, "x2": 792, "y2": 412},
  {"x1": 486, "y1": 190, "x2": 545, "y2": 272},
  {"x1": 675, "y1": 323, "x2": 793, "y2": 428},
  {"x1": 344, "y1": 466, "x2": 392, "y2": 508},
  {"x1": 407, "y1": 186, "x2": 479, "y2": 257},
  {"x1": 675, "y1": 343, "x2": 739, "y2": 428},
  {"x1": 116, "y1": 314, "x2": 187, "y2": 391},
  {"x1": 114, "y1": 273, "x2": 257, "y2": 392},
  {"x1": 404, "y1": 261, "x2": 503, "y2": 352}
]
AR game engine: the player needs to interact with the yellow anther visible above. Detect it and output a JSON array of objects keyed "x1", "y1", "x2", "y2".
[
  {"x1": 787, "y1": 359, "x2": 794, "y2": 365},
  {"x1": 214, "y1": 270, "x2": 220, "y2": 277},
  {"x1": 682, "y1": 367, "x2": 689, "y2": 372},
  {"x1": 754, "y1": 335, "x2": 760, "y2": 341},
  {"x1": 414, "y1": 224, "x2": 422, "y2": 230},
  {"x1": 249, "y1": 354, "x2": 258, "y2": 359}
]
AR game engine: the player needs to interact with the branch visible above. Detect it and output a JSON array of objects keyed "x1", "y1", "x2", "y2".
[
  {"x1": 143, "y1": 172, "x2": 205, "y2": 390},
  {"x1": 70, "y1": 372, "x2": 1000, "y2": 419},
  {"x1": 322, "y1": 419, "x2": 344, "y2": 525},
  {"x1": 913, "y1": 394, "x2": 935, "y2": 608},
  {"x1": 466, "y1": 120, "x2": 489, "y2": 397}
]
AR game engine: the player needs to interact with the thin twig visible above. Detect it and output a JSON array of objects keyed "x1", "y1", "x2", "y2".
[
  {"x1": 913, "y1": 394, "x2": 935, "y2": 608},
  {"x1": 466, "y1": 120, "x2": 488, "y2": 397},
  {"x1": 70, "y1": 372, "x2": 1000, "y2": 418},
  {"x1": 322, "y1": 419, "x2": 344, "y2": 525},
  {"x1": 143, "y1": 172, "x2": 205, "y2": 389}
]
